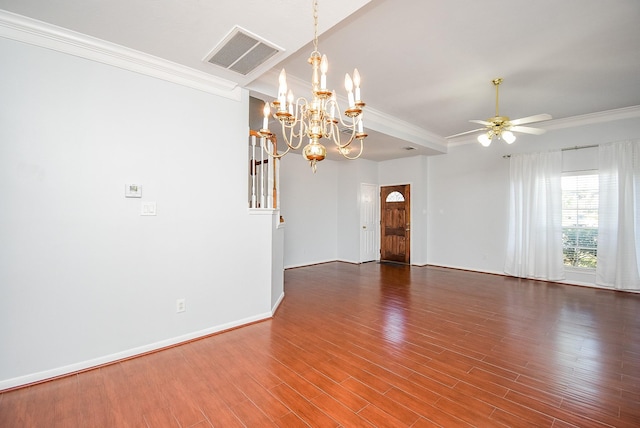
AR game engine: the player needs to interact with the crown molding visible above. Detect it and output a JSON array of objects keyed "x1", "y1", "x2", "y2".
[
  {"x1": 542, "y1": 105, "x2": 640, "y2": 130},
  {"x1": 0, "y1": 10, "x2": 242, "y2": 101},
  {"x1": 363, "y1": 105, "x2": 448, "y2": 153}
]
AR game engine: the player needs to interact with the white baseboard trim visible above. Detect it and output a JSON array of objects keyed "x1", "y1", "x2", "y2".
[
  {"x1": 0, "y1": 311, "x2": 272, "y2": 391},
  {"x1": 285, "y1": 259, "x2": 375, "y2": 270},
  {"x1": 336, "y1": 258, "x2": 360, "y2": 265},
  {"x1": 284, "y1": 259, "x2": 337, "y2": 270},
  {"x1": 271, "y1": 292, "x2": 285, "y2": 314},
  {"x1": 426, "y1": 263, "x2": 640, "y2": 293},
  {"x1": 426, "y1": 263, "x2": 505, "y2": 276}
]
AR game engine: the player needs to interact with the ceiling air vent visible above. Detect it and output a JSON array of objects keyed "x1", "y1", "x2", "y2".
[{"x1": 205, "y1": 26, "x2": 280, "y2": 76}]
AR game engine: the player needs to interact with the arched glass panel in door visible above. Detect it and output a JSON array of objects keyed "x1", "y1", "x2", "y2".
[{"x1": 385, "y1": 191, "x2": 405, "y2": 202}]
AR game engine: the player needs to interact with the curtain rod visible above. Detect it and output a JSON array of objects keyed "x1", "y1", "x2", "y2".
[{"x1": 502, "y1": 144, "x2": 599, "y2": 159}]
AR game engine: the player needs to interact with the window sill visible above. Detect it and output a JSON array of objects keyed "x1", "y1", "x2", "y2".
[{"x1": 564, "y1": 266, "x2": 596, "y2": 273}]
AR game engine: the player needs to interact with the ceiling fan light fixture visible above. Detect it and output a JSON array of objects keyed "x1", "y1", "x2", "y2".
[
  {"x1": 502, "y1": 131, "x2": 516, "y2": 144},
  {"x1": 478, "y1": 133, "x2": 492, "y2": 147},
  {"x1": 444, "y1": 78, "x2": 551, "y2": 146}
]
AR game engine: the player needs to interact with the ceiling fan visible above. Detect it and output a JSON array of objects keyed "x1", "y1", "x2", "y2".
[{"x1": 447, "y1": 78, "x2": 551, "y2": 146}]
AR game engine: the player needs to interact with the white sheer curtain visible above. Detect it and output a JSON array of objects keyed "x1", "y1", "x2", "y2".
[
  {"x1": 504, "y1": 150, "x2": 565, "y2": 280},
  {"x1": 596, "y1": 140, "x2": 640, "y2": 290}
]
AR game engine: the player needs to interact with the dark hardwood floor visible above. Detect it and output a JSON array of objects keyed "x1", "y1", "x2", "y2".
[{"x1": 1, "y1": 262, "x2": 639, "y2": 427}]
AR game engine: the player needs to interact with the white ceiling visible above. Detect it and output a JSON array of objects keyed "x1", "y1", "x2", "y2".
[{"x1": 2, "y1": 0, "x2": 639, "y2": 161}]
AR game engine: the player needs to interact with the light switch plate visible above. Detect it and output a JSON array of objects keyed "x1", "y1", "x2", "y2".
[
  {"x1": 125, "y1": 184, "x2": 142, "y2": 198},
  {"x1": 141, "y1": 202, "x2": 156, "y2": 216}
]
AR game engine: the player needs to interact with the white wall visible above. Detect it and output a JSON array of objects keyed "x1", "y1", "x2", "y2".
[
  {"x1": 427, "y1": 143, "x2": 510, "y2": 273},
  {"x1": 280, "y1": 155, "x2": 429, "y2": 268},
  {"x1": 267, "y1": 113, "x2": 640, "y2": 290},
  {"x1": 271, "y1": 214, "x2": 285, "y2": 311},
  {"x1": 427, "y1": 117, "x2": 640, "y2": 285},
  {"x1": 279, "y1": 154, "x2": 339, "y2": 268},
  {"x1": 336, "y1": 159, "x2": 379, "y2": 263},
  {"x1": 276, "y1": 115, "x2": 640, "y2": 289},
  {"x1": 0, "y1": 38, "x2": 274, "y2": 388},
  {"x1": 279, "y1": 155, "x2": 379, "y2": 268},
  {"x1": 335, "y1": 162, "x2": 360, "y2": 263}
]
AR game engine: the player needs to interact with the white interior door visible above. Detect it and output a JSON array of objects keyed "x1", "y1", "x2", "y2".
[{"x1": 360, "y1": 183, "x2": 378, "y2": 262}]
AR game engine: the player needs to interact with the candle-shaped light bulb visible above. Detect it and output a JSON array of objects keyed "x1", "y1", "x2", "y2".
[
  {"x1": 345, "y1": 73, "x2": 355, "y2": 107},
  {"x1": 287, "y1": 90, "x2": 294, "y2": 115},
  {"x1": 262, "y1": 102, "x2": 270, "y2": 130},
  {"x1": 278, "y1": 69, "x2": 287, "y2": 110},
  {"x1": 320, "y1": 54, "x2": 328, "y2": 90},
  {"x1": 353, "y1": 68, "x2": 361, "y2": 101},
  {"x1": 344, "y1": 73, "x2": 353, "y2": 91},
  {"x1": 358, "y1": 115, "x2": 364, "y2": 133}
]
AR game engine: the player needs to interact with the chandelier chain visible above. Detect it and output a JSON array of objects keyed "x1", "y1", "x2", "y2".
[{"x1": 312, "y1": 0, "x2": 319, "y2": 53}]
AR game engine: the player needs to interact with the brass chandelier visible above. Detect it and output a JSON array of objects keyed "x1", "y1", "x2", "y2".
[{"x1": 259, "y1": 0, "x2": 367, "y2": 172}]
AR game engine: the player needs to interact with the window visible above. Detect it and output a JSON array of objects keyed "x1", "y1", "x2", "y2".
[
  {"x1": 561, "y1": 172, "x2": 598, "y2": 268},
  {"x1": 386, "y1": 191, "x2": 405, "y2": 202}
]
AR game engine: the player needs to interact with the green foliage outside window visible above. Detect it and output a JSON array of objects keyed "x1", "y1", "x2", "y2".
[
  {"x1": 562, "y1": 173, "x2": 598, "y2": 269},
  {"x1": 562, "y1": 227, "x2": 597, "y2": 268}
]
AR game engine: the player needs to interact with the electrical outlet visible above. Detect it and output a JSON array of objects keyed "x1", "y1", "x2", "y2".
[
  {"x1": 176, "y1": 298, "x2": 186, "y2": 313},
  {"x1": 141, "y1": 201, "x2": 156, "y2": 216}
]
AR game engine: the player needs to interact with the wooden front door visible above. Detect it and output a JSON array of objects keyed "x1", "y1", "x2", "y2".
[{"x1": 380, "y1": 185, "x2": 410, "y2": 264}]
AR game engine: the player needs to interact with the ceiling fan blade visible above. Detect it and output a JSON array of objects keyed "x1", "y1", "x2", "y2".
[
  {"x1": 511, "y1": 125, "x2": 546, "y2": 135},
  {"x1": 446, "y1": 128, "x2": 485, "y2": 139},
  {"x1": 510, "y1": 113, "x2": 552, "y2": 126},
  {"x1": 469, "y1": 119, "x2": 491, "y2": 126}
]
